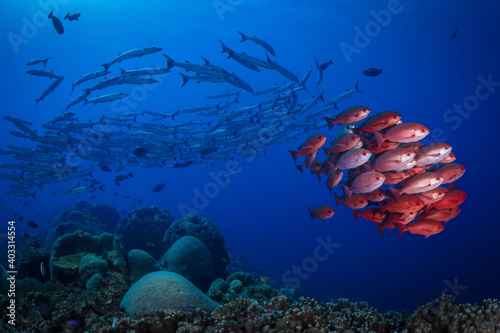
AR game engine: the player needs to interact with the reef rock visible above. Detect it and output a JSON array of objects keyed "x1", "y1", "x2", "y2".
[
  {"x1": 127, "y1": 249, "x2": 160, "y2": 284},
  {"x1": 163, "y1": 214, "x2": 229, "y2": 279},
  {"x1": 54, "y1": 201, "x2": 121, "y2": 236},
  {"x1": 116, "y1": 206, "x2": 174, "y2": 258},
  {"x1": 120, "y1": 271, "x2": 219, "y2": 318},
  {"x1": 78, "y1": 254, "x2": 108, "y2": 286},
  {"x1": 49, "y1": 231, "x2": 127, "y2": 285},
  {"x1": 164, "y1": 236, "x2": 215, "y2": 292}
]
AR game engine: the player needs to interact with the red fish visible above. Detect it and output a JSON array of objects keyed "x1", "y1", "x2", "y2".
[
  {"x1": 334, "y1": 192, "x2": 368, "y2": 209},
  {"x1": 388, "y1": 172, "x2": 444, "y2": 200},
  {"x1": 324, "y1": 106, "x2": 371, "y2": 130},
  {"x1": 383, "y1": 170, "x2": 412, "y2": 185},
  {"x1": 397, "y1": 220, "x2": 445, "y2": 238},
  {"x1": 414, "y1": 143, "x2": 452, "y2": 167},
  {"x1": 415, "y1": 186, "x2": 447, "y2": 206},
  {"x1": 373, "y1": 148, "x2": 416, "y2": 172},
  {"x1": 400, "y1": 142, "x2": 424, "y2": 152},
  {"x1": 373, "y1": 122, "x2": 430, "y2": 148},
  {"x1": 354, "y1": 111, "x2": 401, "y2": 135},
  {"x1": 342, "y1": 171, "x2": 385, "y2": 200},
  {"x1": 361, "y1": 188, "x2": 388, "y2": 202},
  {"x1": 309, "y1": 206, "x2": 335, "y2": 220},
  {"x1": 384, "y1": 211, "x2": 417, "y2": 225},
  {"x1": 362, "y1": 137, "x2": 400, "y2": 155},
  {"x1": 326, "y1": 170, "x2": 343, "y2": 192},
  {"x1": 326, "y1": 133, "x2": 362, "y2": 154},
  {"x1": 379, "y1": 194, "x2": 425, "y2": 213},
  {"x1": 417, "y1": 207, "x2": 461, "y2": 223},
  {"x1": 289, "y1": 134, "x2": 327, "y2": 163},
  {"x1": 438, "y1": 152, "x2": 456, "y2": 164},
  {"x1": 328, "y1": 148, "x2": 372, "y2": 171},
  {"x1": 296, "y1": 150, "x2": 317, "y2": 173},
  {"x1": 424, "y1": 190, "x2": 467, "y2": 214},
  {"x1": 435, "y1": 163, "x2": 466, "y2": 184},
  {"x1": 353, "y1": 208, "x2": 387, "y2": 223}
]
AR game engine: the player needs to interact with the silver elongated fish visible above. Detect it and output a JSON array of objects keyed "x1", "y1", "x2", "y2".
[
  {"x1": 84, "y1": 93, "x2": 128, "y2": 105},
  {"x1": 26, "y1": 57, "x2": 52, "y2": 67},
  {"x1": 163, "y1": 54, "x2": 229, "y2": 77},
  {"x1": 71, "y1": 70, "x2": 110, "y2": 94},
  {"x1": 36, "y1": 76, "x2": 64, "y2": 104},
  {"x1": 266, "y1": 54, "x2": 299, "y2": 82},
  {"x1": 66, "y1": 89, "x2": 91, "y2": 109},
  {"x1": 124, "y1": 77, "x2": 159, "y2": 85},
  {"x1": 179, "y1": 73, "x2": 227, "y2": 87},
  {"x1": 118, "y1": 67, "x2": 170, "y2": 76},
  {"x1": 102, "y1": 47, "x2": 163, "y2": 71},
  {"x1": 205, "y1": 91, "x2": 240, "y2": 99},
  {"x1": 26, "y1": 69, "x2": 60, "y2": 79},
  {"x1": 88, "y1": 74, "x2": 140, "y2": 91},
  {"x1": 238, "y1": 31, "x2": 275, "y2": 56},
  {"x1": 327, "y1": 81, "x2": 361, "y2": 106}
]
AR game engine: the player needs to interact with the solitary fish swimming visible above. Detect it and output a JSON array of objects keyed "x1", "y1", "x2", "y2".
[
  {"x1": 363, "y1": 68, "x2": 383, "y2": 77},
  {"x1": 102, "y1": 47, "x2": 163, "y2": 72},
  {"x1": 48, "y1": 11, "x2": 64, "y2": 35}
]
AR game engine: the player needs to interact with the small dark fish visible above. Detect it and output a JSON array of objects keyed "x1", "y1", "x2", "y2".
[
  {"x1": 320, "y1": 59, "x2": 333, "y2": 71},
  {"x1": 153, "y1": 183, "x2": 166, "y2": 193},
  {"x1": 451, "y1": 28, "x2": 458, "y2": 39},
  {"x1": 67, "y1": 319, "x2": 78, "y2": 325},
  {"x1": 114, "y1": 191, "x2": 119, "y2": 197},
  {"x1": 133, "y1": 147, "x2": 149, "y2": 157},
  {"x1": 145, "y1": 241, "x2": 155, "y2": 248},
  {"x1": 99, "y1": 160, "x2": 111, "y2": 172},
  {"x1": 27, "y1": 220, "x2": 39, "y2": 229},
  {"x1": 40, "y1": 262, "x2": 46, "y2": 277},
  {"x1": 23, "y1": 232, "x2": 30, "y2": 239},
  {"x1": 137, "y1": 199, "x2": 143, "y2": 203},
  {"x1": 48, "y1": 11, "x2": 64, "y2": 35},
  {"x1": 363, "y1": 68, "x2": 383, "y2": 77},
  {"x1": 64, "y1": 13, "x2": 81, "y2": 21},
  {"x1": 114, "y1": 172, "x2": 133, "y2": 185},
  {"x1": 18, "y1": 216, "x2": 23, "y2": 221}
]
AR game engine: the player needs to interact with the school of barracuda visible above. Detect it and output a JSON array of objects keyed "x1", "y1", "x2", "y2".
[{"x1": 3, "y1": 32, "x2": 350, "y2": 198}]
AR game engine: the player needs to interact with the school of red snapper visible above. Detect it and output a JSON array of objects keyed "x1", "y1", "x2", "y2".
[{"x1": 289, "y1": 107, "x2": 467, "y2": 238}]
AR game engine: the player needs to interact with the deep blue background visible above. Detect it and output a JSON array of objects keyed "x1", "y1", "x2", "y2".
[{"x1": 1, "y1": 0, "x2": 499, "y2": 312}]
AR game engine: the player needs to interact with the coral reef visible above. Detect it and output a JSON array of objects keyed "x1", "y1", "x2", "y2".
[
  {"x1": 406, "y1": 294, "x2": 500, "y2": 333},
  {"x1": 52, "y1": 200, "x2": 121, "y2": 236},
  {"x1": 18, "y1": 241, "x2": 50, "y2": 282},
  {"x1": 164, "y1": 235, "x2": 215, "y2": 292},
  {"x1": 49, "y1": 231, "x2": 127, "y2": 285},
  {"x1": 116, "y1": 206, "x2": 174, "y2": 258},
  {"x1": 120, "y1": 271, "x2": 219, "y2": 318},
  {"x1": 127, "y1": 249, "x2": 160, "y2": 284},
  {"x1": 208, "y1": 272, "x2": 279, "y2": 303},
  {"x1": 163, "y1": 214, "x2": 229, "y2": 279}
]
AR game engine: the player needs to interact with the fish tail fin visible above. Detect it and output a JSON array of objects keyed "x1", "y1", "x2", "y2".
[
  {"x1": 318, "y1": 90, "x2": 325, "y2": 103},
  {"x1": 98, "y1": 184, "x2": 105, "y2": 192},
  {"x1": 355, "y1": 80, "x2": 361, "y2": 93},
  {"x1": 314, "y1": 170, "x2": 322, "y2": 182},
  {"x1": 329, "y1": 59, "x2": 333, "y2": 65},
  {"x1": 342, "y1": 185, "x2": 352, "y2": 201},
  {"x1": 322, "y1": 147, "x2": 330, "y2": 156},
  {"x1": 219, "y1": 40, "x2": 230, "y2": 54},
  {"x1": 378, "y1": 202, "x2": 386, "y2": 213},
  {"x1": 353, "y1": 209, "x2": 361, "y2": 220},
  {"x1": 64, "y1": 13, "x2": 69, "y2": 20},
  {"x1": 173, "y1": 110, "x2": 180, "y2": 120},
  {"x1": 373, "y1": 130, "x2": 384, "y2": 149},
  {"x1": 238, "y1": 31, "x2": 247, "y2": 42},
  {"x1": 388, "y1": 187, "x2": 401, "y2": 201},
  {"x1": 163, "y1": 54, "x2": 175, "y2": 69},
  {"x1": 288, "y1": 150, "x2": 299, "y2": 163},
  {"x1": 43, "y1": 59, "x2": 49, "y2": 67},
  {"x1": 31, "y1": 192, "x2": 37, "y2": 200},
  {"x1": 102, "y1": 63, "x2": 110, "y2": 72},
  {"x1": 119, "y1": 68, "x2": 126, "y2": 75},
  {"x1": 179, "y1": 73, "x2": 189, "y2": 87},
  {"x1": 396, "y1": 223, "x2": 408, "y2": 237},
  {"x1": 308, "y1": 207, "x2": 314, "y2": 220},
  {"x1": 70, "y1": 83, "x2": 76, "y2": 94},
  {"x1": 375, "y1": 223, "x2": 385, "y2": 237},
  {"x1": 296, "y1": 164, "x2": 304, "y2": 174},
  {"x1": 48, "y1": 10, "x2": 53, "y2": 18},
  {"x1": 334, "y1": 192, "x2": 341, "y2": 207},
  {"x1": 424, "y1": 205, "x2": 432, "y2": 215},
  {"x1": 324, "y1": 117, "x2": 336, "y2": 130},
  {"x1": 314, "y1": 57, "x2": 320, "y2": 69}
]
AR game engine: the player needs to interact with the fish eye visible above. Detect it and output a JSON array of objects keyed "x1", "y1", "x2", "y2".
[
  {"x1": 435, "y1": 177, "x2": 441, "y2": 180},
  {"x1": 362, "y1": 152, "x2": 367, "y2": 156},
  {"x1": 420, "y1": 128, "x2": 426, "y2": 132},
  {"x1": 375, "y1": 176, "x2": 380, "y2": 180},
  {"x1": 406, "y1": 152, "x2": 411, "y2": 156},
  {"x1": 416, "y1": 202, "x2": 422, "y2": 206}
]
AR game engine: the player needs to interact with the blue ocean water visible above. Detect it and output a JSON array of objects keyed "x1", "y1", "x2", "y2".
[{"x1": 0, "y1": 0, "x2": 499, "y2": 314}]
